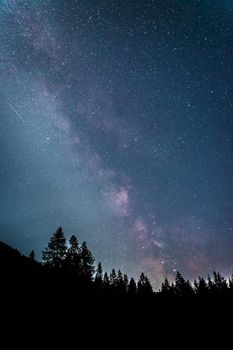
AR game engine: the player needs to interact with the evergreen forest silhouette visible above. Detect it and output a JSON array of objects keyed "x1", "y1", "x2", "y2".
[{"x1": 1, "y1": 226, "x2": 233, "y2": 328}]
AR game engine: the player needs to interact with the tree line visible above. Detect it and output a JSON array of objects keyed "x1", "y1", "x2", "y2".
[
  {"x1": 39, "y1": 226, "x2": 233, "y2": 298},
  {"x1": 41, "y1": 226, "x2": 153, "y2": 296}
]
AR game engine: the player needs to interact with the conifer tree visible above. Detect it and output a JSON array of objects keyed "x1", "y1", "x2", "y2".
[
  {"x1": 29, "y1": 250, "x2": 35, "y2": 260},
  {"x1": 66, "y1": 235, "x2": 81, "y2": 274},
  {"x1": 42, "y1": 227, "x2": 67, "y2": 269},
  {"x1": 175, "y1": 271, "x2": 193, "y2": 297},
  {"x1": 95, "y1": 262, "x2": 103, "y2": 286},
  {"x1": 116, "y1": 269, "x2": 125, "y2": 293},
  {"x1": 123, "y1": 274, "x2": 129, "y2": 293},
  {"x1": 110, "y1": 268, "x2": 117, "y2": 288},
  {"x1": 137, "y1": 272, "x2": 153, "y2": 296},
  {"x1": 103, "y1": 272, "x2": 110, "y2": 290},
  {"x1": 161, "y1": 277, "x2": 172, "y2": 296},
  {"x1": 128, "y1": 277, "x2": 137, "y2": 295},
  {"x1": 80, "y1": 241, "x2": 95, "y2": 280},
  {"x1": 194, "y1": 277, "x2": 209, "y2": 297},
  {"x1": 213, "y1": 271, "x2": 228, "y2": 294}
]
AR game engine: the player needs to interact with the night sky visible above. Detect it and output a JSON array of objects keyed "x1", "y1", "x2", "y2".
[{"x1": 0, "y1": 0, "x2": 233, "y2": 288}]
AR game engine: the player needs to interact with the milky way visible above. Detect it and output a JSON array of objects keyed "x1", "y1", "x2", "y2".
[{"x1": 0, "y1": 0, "x2": 233, "y2": 288}]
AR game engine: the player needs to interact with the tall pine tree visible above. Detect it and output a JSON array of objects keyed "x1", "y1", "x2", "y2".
[
  {"x1": 66, "y1": 235, "x2": 81, "y2": 274},
  {"x1": 95, "y1": 262, "x2": 103, "y2": 286},
  {"x1": 137, "y1": 273, "x2": 153, "y2": 296},
  {"x1": 80, "y1": 241, "x2": 95, "y2": 280},
  {"x1": 175, "y1": 271, "x2": 193, "y2": 297},
  {"x1": 103, "y1": 272, "x2": 110, "y2": 291},
  {"x1": 110, "y1": 268, "x2": 117, "y2": 288},
  {"x1": 128, "y1": 277, "x2": 137, "y2": 295},
  {"x1": 42, "y1": 227, "x2": 67, "y2": 269}
]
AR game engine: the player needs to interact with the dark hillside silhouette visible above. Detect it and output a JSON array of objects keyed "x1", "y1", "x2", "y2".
[
  {"x1": 1, "y1": 226, "x2": 233, "y2": 338},
  {"x1": 1, "y1": 228, "x2": 233, "y2": 301}
]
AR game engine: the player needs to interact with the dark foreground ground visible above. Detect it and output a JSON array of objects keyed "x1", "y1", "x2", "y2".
[{"x1": 0, "y1": 240, "x2": 232, "y2": 344}]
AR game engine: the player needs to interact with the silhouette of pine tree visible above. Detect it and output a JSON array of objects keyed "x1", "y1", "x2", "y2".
[
  {"x1": 170, "y1": 282, "x2": 175, "y2": 295},
  {"x1": 175, "y1": 271, "x2": 194, "y2": 297},
  {"x1": 117, "y1": 269, "x2": 123, "y2": 282},
  {"x1": 29, "y1": 250, "x2": 35, "y2": 260},
  {"x1": 194, "y1": 277, "x2": 209, "y2": 297},
  {"x1": 116, "y1": 269, "x2": 125, "y2": 294},
  {"x1": 161, "y1": 277, "x2": 174, "y2": 297},
  {"x1": 103, "y1": 272, "x2": 110, "y2": 291},
  {"x1": 42, "y1": 227, "x2": 67, "y2": 269},
  {"x1": 128, "y1": 277, "x2": 137, "y2": 295},
  {"x1": 110, "y1": 268, "x2": 117, "y2": 288},
  {"x1": 66, "y1": 235, "x2": 81, "y2": 274},
  {"x1": 80, "y1": 241, "x2": 95, "y2": 280},
  {"x1": 95, "y1": 262, "x2": 103, "y2": 287},
  {"x1": 137, "y1": 273, "x2": 153, "y2": 296},
  {"x1": 123, "y1": 273, "x2": 129, "y2": 293},
  {"x1": 207, "y1": 275, "x2": 215, "y2": 296},
  {"x1": 213, "y1": 271, "x2": 228, "y2": 295}
]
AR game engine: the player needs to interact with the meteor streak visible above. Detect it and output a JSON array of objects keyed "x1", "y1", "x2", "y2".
[{"x1": 7, "y1": 102, "x2": 25, "y2": 123}]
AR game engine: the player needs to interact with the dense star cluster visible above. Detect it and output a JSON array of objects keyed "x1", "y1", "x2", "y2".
[{"x1": 0, "y1": 0, "x2": 233, "y2": 288}]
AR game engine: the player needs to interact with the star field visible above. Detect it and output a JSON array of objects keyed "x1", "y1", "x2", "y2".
[{"x1": 0, "y1": 0, "x2": 233, "y2": 288}]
